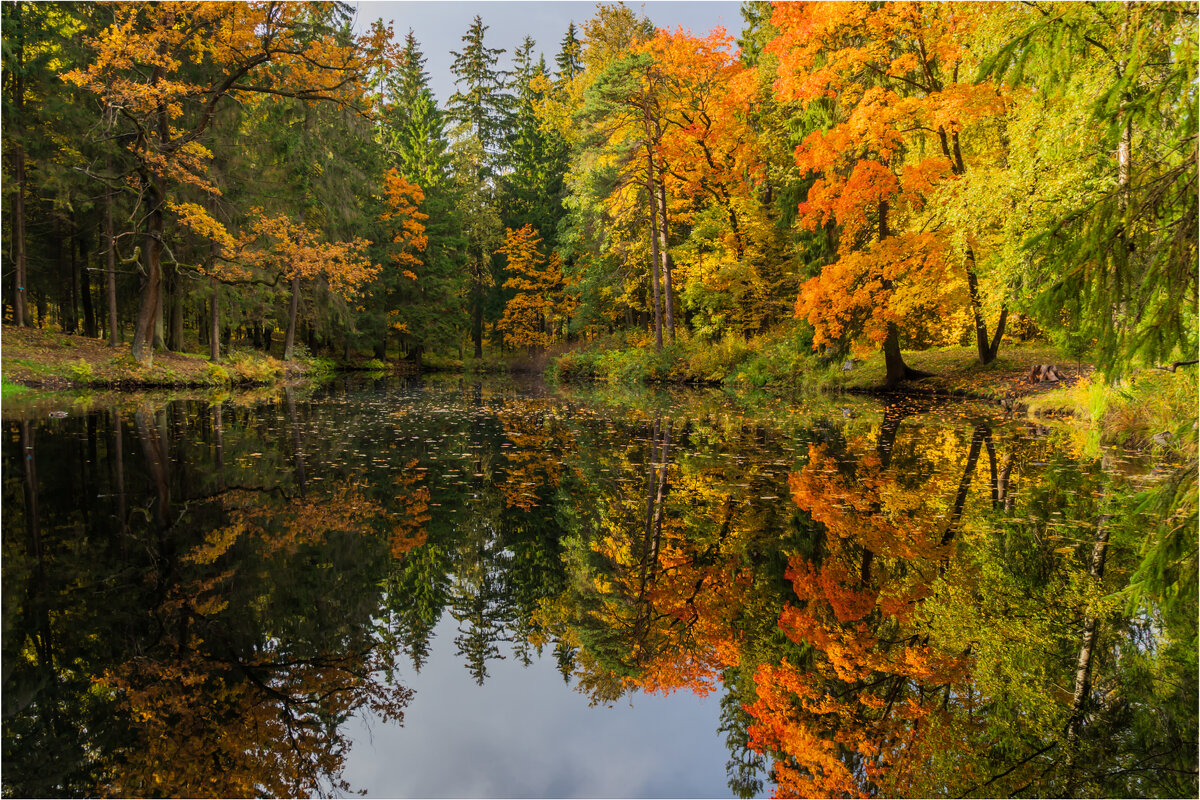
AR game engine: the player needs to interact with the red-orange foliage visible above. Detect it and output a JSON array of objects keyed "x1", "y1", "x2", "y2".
[
  {"x1": 745, "y1": 433, "x2": 971, "y2": 797},
  {"x1": 770, "y1": 1, "x2": 1004, "y2": 359}
]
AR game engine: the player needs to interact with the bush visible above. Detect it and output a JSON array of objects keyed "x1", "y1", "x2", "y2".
[
  {"x1": 68, "y1": 358, "x2": 94, "y2": 382},
  {"x1": 549, "y1": 349, "x2": 600, "y2": 382},
  {"x1": 205, "y1": 362, "x2": 231, "y2": 383},
  {"x1": 228, "y1": 350, "x2": 283, "y2": 383},
  {"x1": 363, "y1": 358, "x2": 387, "y2": 371}
]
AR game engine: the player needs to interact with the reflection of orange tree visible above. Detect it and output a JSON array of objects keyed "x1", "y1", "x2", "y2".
[
  {"x1": 94, "y1": 480, "x2": 425, "y2": 797},
  {"x1": 746, "y1": 421, "x2": 988, "y2": 798}
]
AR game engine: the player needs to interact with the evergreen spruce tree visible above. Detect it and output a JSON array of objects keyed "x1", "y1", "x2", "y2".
[
  {"x1": 555, "y1": 22, "x2": 583, "y2": 85},
  {"x1": 447, "y1": 15, "x2": 513, "y2": 180},
  {"x1": 446, "y1": 15, "x2": 511, "y2": 357},
  {"x1": 375, "y1": 29, "x2": 466, "y2": 366}
]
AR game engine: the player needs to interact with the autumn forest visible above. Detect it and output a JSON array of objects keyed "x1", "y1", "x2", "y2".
[
  {"x1": 2, "y1": 0, "x2": 1195, "y2": 381},
  {"x1": 1, "y1": 1, "x2": 1197, "y2": 799}
]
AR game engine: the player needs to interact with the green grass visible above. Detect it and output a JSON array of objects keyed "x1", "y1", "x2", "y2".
[{"x1": 2, "y1": 375, "x2": 30, "y2": 400}]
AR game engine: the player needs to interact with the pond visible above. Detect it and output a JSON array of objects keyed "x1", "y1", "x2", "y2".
[{"x1": 2, "y1": 376, "x2": 1195, "y2": 798}]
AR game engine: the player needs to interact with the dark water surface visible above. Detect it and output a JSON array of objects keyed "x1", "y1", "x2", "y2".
[{"x1": 3, "y1": 376, "x2": 1195, "y2": 798}]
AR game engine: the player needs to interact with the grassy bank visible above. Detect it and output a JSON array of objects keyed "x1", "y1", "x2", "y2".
[
  {"x1": 1, "y1": 325, "x2": 330, "y2": 390},
  {"x1": 545, "y1": 324, "x2": 1094, "y2": 401}
]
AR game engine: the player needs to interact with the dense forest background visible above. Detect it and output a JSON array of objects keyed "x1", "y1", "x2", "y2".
[{"x1": 1, "y1": 0, "x2": 1196, "y2": 384}]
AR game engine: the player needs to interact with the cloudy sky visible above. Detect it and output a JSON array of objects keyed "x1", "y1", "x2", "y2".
[
  {"x1": 352, "y1": 1, "x2": 747, "y2": 103},
  {"x1": 342, "y1": 615, "x2": 740, "y2": 797}
]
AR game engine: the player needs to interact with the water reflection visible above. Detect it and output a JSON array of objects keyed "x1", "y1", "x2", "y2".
[{"x1": 2, "y1": 381, "x2": 1194, "y2": 798}]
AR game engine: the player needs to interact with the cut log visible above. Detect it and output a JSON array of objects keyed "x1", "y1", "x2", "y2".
[{"x1": 1028, "y1": 364, "x2": 1065, "y2": 383}]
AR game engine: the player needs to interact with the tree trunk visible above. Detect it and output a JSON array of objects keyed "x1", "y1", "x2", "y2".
[
  {"x1": 655, "y1": 174, "x2": 676, "y2": 344},
  {"x1": 1062, "y1": 512, "x2": 1112, "y2": 797},
  {"x1": 965, "y1": 247, "x2": 1006, "y2": 364},
  {"x1": 79, "y1": 228, "x2": 97, "y2": 338},
  {"x1": 105, "y1": 172, "x2": 120, "y2": 345},
  {"x1": 877, "y1": 201, "x2": 926, "y2": 387},
  {"x1": 646, "y1": 162, "x2": 663, "y2": 351},
  {"x1": 167, "y1": 264, "x2": 183, "y2": 351},
  {"x1": 284, "y1": 274, "x2": 301, "y2": 361},
  {"x1": 13, "y1": 142, "x2": 29, "y2": 327},
  {"x1": 472, "y1": 270, "x2": 484, "y2": 358},
  {"x1": 11, "y1": 2, "x2": 29, "y2": 327},
  {"x1": 209, "y1": 277, "x2": 220, "y2": 361},
  {"x1": 68, "y1": 218, "x2": 81, "y2": 334},
  {"x1": 131, "y1": 176, "x2": 163, "y2": 364},
  {"x1": 153, "y1": 270, "x2": 166, "y2": 351}
]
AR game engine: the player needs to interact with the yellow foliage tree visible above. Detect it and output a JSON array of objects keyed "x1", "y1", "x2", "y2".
[{"x1": 495, "y1": 224, "x2": 572, "y2": 352}]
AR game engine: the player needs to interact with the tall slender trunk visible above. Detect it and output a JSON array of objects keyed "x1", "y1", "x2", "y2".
[
  {"x1": 472, "y1": 266, "x2": 484, "y2": 358},
  {"x1": 654, "y1": 174, "x2": 676, "y2": 344},
  {"x1": 153, "y1": 271, "x2": 166, "y2": 351},
  {"x1": 645, "y1": 152, "x2": 663, "y2": 351},
  {"x1": 13, "y1": 142, "x2": 29, "y2": 326},
  {"x1": 11, "y1": 2, "x2": 29, "y2": 327},
  {"x1": 54, "y1": 217, "x2": 75, "y2": 333},
  {"x1": 209, "y1": 277, "x2": 220, "y2": 361},
  {"x1": 878, "y1": 201, "x2": 922, "y2": 387},
  {"x1": 166, "y1": 263, "x2": 183, "y2": 350},
  {"x1": 79, "y1": 230, "x2": 96, "y2": 338},
  {"x1": 68, "y1": 217, "x2": 81, "y2": 334},
  {"x1": 284, "y1": 274, "x2": 301, "y2": 361},
  {"x1": 965, "y1": 247, "x2": 1007, "y2": 364},
  {"x1": 940, "y1": 126, "x2": 1005, "y2": 365},
  {"x1": 131, "y1": 174, "x2": 163, "y2": 364},
  {"x1": 132, "y1": 49, "x2": 168, "y2": 363},
  {"x1": 105, "y1": 168, "x2": 120, "y2": 345}
]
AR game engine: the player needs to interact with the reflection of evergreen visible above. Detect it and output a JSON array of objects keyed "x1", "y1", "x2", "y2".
[
  {"x1": 448, "y1": 538, "x2": 511, "y2": 685},
  {"x1": 382, "y1": 544, "x2": 452, "y2": 672},
  {"x1": 718, "y1": 667, "x2": 767, "y2": 799},
  {"x1": 499, "y1": 487, "x2": 567, "y2": 667}
]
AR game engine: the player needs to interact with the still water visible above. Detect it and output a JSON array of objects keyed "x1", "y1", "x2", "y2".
[{"x1": 3, "y1": 376, "x2": 1195, "y2": 798}]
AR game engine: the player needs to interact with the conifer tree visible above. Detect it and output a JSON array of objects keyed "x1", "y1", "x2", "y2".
[
  {"x1": 447, "y1": 15, "x2": 513, "y2": 180},
  {"x1": 376, "y1": 30, "x2": 466, "y2": 365}
]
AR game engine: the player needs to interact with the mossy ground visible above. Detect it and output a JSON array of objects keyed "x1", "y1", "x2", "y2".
[{"x1": 1, "y1": 325, "x2": 308, "y2": 389}]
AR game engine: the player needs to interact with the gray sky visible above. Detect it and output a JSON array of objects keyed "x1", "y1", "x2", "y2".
[{"x1": 353, "y1": 1, "x2": 746, "y2": 104}]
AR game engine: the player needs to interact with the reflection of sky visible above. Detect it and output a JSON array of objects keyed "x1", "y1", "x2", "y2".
[{"x1": 343, "y1": 615, "x2": 736, "y2": 798}]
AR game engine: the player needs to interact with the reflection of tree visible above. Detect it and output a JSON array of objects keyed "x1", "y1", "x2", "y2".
[
  {"x1": 497, "y1": 398, "x2": 576, "y2": 511},
  {"x1": 2, "y1": 402, "x2": 417, "y2": 798},
  {"x1": 540, "y1": 413, "x2": 768, "y2": 705},
  {"x1": 751, "y1": 410, "x2": 1197, "y2": 799},
  {"x1": 746, "y1": 412, "x2": 989, "y2": 798}
]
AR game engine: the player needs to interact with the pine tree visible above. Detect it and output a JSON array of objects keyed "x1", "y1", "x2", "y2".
[
  {"x1": 447, "y1": 15, "x2": 513, "y2": 180},
  {"x1": 555, "y1": 22, "x2": 583, "y2": 85}
]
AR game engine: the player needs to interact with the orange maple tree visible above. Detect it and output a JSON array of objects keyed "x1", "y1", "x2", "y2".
[{"x1": 769, "y1": 1, "x2": 1007, "y2": 384}]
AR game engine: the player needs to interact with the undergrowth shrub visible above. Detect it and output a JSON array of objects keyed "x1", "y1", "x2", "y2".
[{"x1": 228, "y1": 350, "x2": 283, "y2": 382}]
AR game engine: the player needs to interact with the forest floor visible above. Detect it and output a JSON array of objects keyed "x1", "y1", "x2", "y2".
[
  {"x1": 832, "y1": 342, "x2": 1095, "y2": 404},
  {"x1": 1, "y1": 324, "x2": 1091, "y2": 409},
  {"x1": 0, "y1": 325, "x2": 308, "y2": 390}
]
